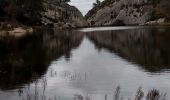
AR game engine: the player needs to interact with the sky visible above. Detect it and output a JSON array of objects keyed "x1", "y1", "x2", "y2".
[{"x1": 69, "y1": 0, "x2": 104, "y2": 16}]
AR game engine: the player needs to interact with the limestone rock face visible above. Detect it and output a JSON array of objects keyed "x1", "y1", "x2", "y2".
[
  {"x1": 42, "y1": 0, "x2": 88, "y2": 29},
  {"x1": 145, "y1": 18, "x2": 166, "y2": 25},
  {"x1": 85, "y1": 0, "x2": 168, "y2": 26}
]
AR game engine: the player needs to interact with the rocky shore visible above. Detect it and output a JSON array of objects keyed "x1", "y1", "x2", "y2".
[
  {"x1": 0, "y1": 22, "x2": 33, "y2": 37},
  {"x1": 0, "y1": 0, "x2": 88, "y2": 37}
]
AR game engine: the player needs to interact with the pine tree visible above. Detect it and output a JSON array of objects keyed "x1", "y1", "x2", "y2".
[{"x1": 93, "y1": 0, "x2": 101, "y2": 7}]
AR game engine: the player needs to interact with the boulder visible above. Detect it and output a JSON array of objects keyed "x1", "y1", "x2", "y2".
[
  {"x1": 145, "y1": 18, "x2": 166, "y2": 25},
  {"x1": 8, "y1": 27, "x2": 33, "y2": 37}
]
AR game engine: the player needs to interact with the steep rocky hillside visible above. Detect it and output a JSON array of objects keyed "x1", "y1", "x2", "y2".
[
  {"x1": 0, "y1": 0, "x2": 87, "y2": 29},
  {"x1": 85, "y1": 0, "x2": 170, "y2": 26},
  {"x1": 42, "y1": 0, "x2": 88, "y2": 28}
]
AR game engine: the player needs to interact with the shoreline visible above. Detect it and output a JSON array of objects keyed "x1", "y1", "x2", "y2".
[{"x1": 0, "y1": 22, "x2": 170, "y2": 38}]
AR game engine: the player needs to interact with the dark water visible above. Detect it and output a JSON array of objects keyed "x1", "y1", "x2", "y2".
[{"x1": 0, "y1": 26, "x2": 170, "y2": 100}]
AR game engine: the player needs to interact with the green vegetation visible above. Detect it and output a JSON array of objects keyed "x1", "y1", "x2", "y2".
[
  {"x1": 159, "y1": 0, "x2": 170, "y2": 20},
  {"x1": 0, "y1": 0, "x2": 74, "y2": 26},
  {"x1": 0, "y1": 0, "x2": 43, "y2": 25},
  {"x1": 93, "y1": 0, "x2": 101, "y2": 7},
  {"x1": 150, "y1": 0, "x2": 170, "y2": 21}
]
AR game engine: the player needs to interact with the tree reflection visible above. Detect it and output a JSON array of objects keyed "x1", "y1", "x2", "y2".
[
  {"x1": 87, "y1": 27, "x2": 170, "y2": 72},
  {"x1": 0, "y1": 28, "x2": 84, "y2": 90}
]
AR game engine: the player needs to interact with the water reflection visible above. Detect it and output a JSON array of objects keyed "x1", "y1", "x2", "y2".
[
  {"x1": 1, "y1": 27, "x2": 170, "y2": 100},
  {"x1": 0, "y1": 29, "x2": 84, "y2": 90},
  {"x1": 87, "y1": 27, "x2": 170, "y2": 72}
]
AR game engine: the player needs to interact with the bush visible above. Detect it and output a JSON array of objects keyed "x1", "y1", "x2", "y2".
[
  {"x1": 112, "y1": 20, "x2": 125, "y2": 26},
  {"x1": 0, "y1": 0, "x2": 43, "y2": 25}
]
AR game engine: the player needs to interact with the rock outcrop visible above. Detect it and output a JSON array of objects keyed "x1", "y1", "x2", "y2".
[
  {"x1": 0, "y1": 0, "x2": 87, "y2": 29},
  {"x1": 85, "y1": 0, "x2": 170, "y2": 26},
  {"x1": 42, "y1": 0, "x2": 88, "y2": 29}
]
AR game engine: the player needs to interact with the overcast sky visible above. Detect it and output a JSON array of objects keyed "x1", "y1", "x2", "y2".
[{"x1": 69, "y1": 0, "x2": 104, "y2": 15}]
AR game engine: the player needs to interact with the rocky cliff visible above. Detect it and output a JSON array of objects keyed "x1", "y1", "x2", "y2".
[
  {"x1": 42, "y1": 0, "x2": 88, "y2": 29},
  {"x1": 0, "y1": 0, "x2": 87, "y2": 29},
  {"x1": 85, "y1": 0, "x2": 170, "y2": 26}
]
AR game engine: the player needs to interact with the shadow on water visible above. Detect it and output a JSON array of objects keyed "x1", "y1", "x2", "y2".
[
  {"x1": 0, "y1": 29, "x2": 84, "y2": 90},
  {"x1": 87, "y1": 27, "x2": 170, "y2": 73}
]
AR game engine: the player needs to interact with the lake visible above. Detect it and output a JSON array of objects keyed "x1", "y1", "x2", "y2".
[{"x1": 0, "y1": 26, "x2": 170, "y2": 100}]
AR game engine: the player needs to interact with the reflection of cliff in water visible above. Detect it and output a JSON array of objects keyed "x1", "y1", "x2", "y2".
[
  {"x1": 0, "y1": 29, "x2": 84, "y2": 90},
  {"x1": 87, "y1": 27, "x2": 170, "y2": 72}
]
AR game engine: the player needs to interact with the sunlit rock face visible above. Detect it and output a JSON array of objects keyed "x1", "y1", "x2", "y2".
[
  {"x1": 0, "y1": 29, "x2": 84, "y2": 90},
  {"x1": 85, "y1": 0, "x2": 169, "y2": 26},
  {"x1": 42, "y1": 0, "x2": 88, "y2": 28},
  {"x1": 87, "y1": 27, "x2": 170, "y2": 72}
]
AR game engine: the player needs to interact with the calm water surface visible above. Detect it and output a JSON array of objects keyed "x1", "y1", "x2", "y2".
[{"x1": 0, "y1": 26, "x2": 170, "y2": 100}]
